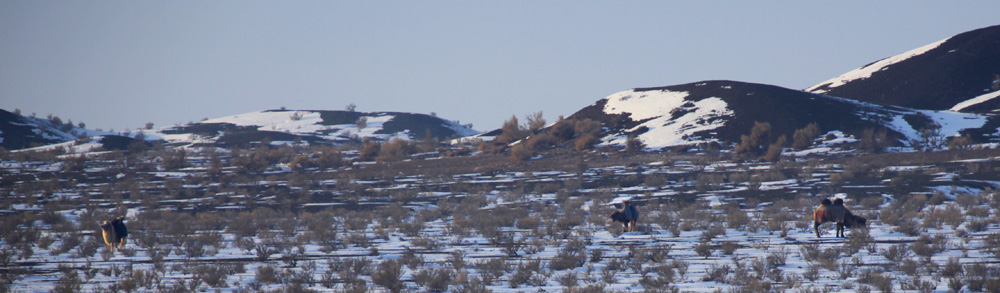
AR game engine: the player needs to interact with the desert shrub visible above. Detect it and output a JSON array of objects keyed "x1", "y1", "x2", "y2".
[
  {"x1": 646, "y1": 244, "x2": 672, "y2": 263},
  {"x1": 859, "y1": 127, "x2": 889, "y2": 153},
  {"x1": 844, "y1": 225, "x2": 873, "y2": 255},
  {"x1": 555, "y1": 211, "x2": 585, "y2": 232},
  {"x1": 2, "y1": 215, "x2": 40, "y2": 260},
  {"x1": 801, "y1": 244, "x2": 840, "y2": 270},
  {"x1": 451, "y1": 272, "x2": 489, "y2": 293},
  {"x1": 118, "y1": 269, "x2": 161, "y2": 292},
  {"x1": 726, "y1": 208, "x2": 751, "y2": 229},
  {"x1": 967, "y1": 219, "x2": 994, "y2": 234},
  {"x1": 893, "y1": 218, "x2": 922, "y2": 236},
  {"x1": 280, "y1": 241, "x2": 308, "y2": 268},
  {"x1": 75, "y1": 235, "x2": 102, "y2": 258},
  {"x1": 859, "y1": 269, "x2": 894, "y2": 292},
  {"x1": 762, "y1": 135, "x2": 786, "y2": 162},
  {"x1": 358, "y1": 139, "x2": 381, "y2": 161},
  {"x1": 983, "y1": 233, "x2": 1000, "y2": 258},
  {"x1": 912, "y1": 121, "x2": 945, "y2": 151},
  {"x1": 314, "y1": 147, "x2": 345, "y2": 169},
  {"x1": 639, "y1": 264, "x2": 675, "y2": 290},
  {"x1": 948, "y1": 134, "x2": 973, "y2": 150},
  {"x1": 329, "y1": 257, "x2": 372, "y2": 286},
  {"x1": 625, "y1": 134, "x2": 645, "y2": 153},
  {"x1": 160, "y1": 149, "x2": 187, "y2": 170},
  {"x1": 303, "y1": 213, "x2": 339, "y2": 253},
  {"x1": 372, "y1": 259, "x2": 405, "y2": 293},
  {"x1": 575, "y1": 134, "x2": 599, "y2": 151},
  {"x1": 525, "y1": 132, "x2": 559, "y2": 151},
  {"x1": 720, "y1": 241, "x2": 739, "y2": 255},
  {"x1": 549, "y1": 117, "x2": 576, "y2": 140},
  {"x1": 902, "y1": 276, "x2": 936, "y2": 292},
  {"x1": 549, "y1": 237, "x2": 587, "y2": 271},
  {"x1": 573, "y1": 118, "x2": 601, "y2": 137},
  {"x1": 700, "y1": 224, "x2": 726, "y2": 242},
  {"x1": 378, "y1": 138, "x2": 415, "y2": 162},
  {"x1": 836, "y1": 259, "x2": 855, "y2": 279},
  {"x1": 476, "y1": 257, "x2": 509, "y2": 285},
  {"x1": 702, "y1": 263, "x2": 730, "y2": 282},
  {"x1": 524, "y1": 111, "x2": 546, "y2": 133},
  {"x1": 600, "y1": 267, "x2": 618, "y2": 284},
  {"x1": 899, "y1": 258, "x2": 920, "y2": 276},
  {"x1": 510, "y1": 144, "x2": 532, "y2": 163},
  {"x1": 256, "y1": 264, "x2": 279, "y2": 285},
  {"x1": 695, "y1": 241, "x2": 713, "y2": 259},
  {"x1": 802, "y1": 265, "x2": 820, "y2": 282},
  {"x1": 509, "y1": 258, "x2": 543, "y2": 288},
  {"x1": 792, "y1": 123, "x2": 821, "y2": 150},
  {"x1": 399, "y1": 248, "x2": 423, "y2": 270},
  {"x1": 881, "y1": 243, "x2": 910, "y2": 263},
  {"x1": 515, "y1": 216, "x2": 540, "y2": 230},
  {"x1": 964, "y1": 263, "x2": 996, "y2": 292},
  {"x1": 604, "y1": 258, "x2": 625, "y2": 271},
  {"x1": 495, "y1": 115, "x2": 528, "y2": 145},
  {"x1": 948, "y1": 277, "x2": 965, "y2": 293},
  {"x1": 954, "y1": 192, "x2": 984, "y2": 209},
  {"x1": 412, "y1": 267, "x2": 454, "y2": 292},
  {"x1": 966, "y1": 205, "x2": 991, "y2": 218},
  {"x1": 191, "y1": 262, "x2": 244, "y2": 288},
  {"x1": 910, "y1": 234, "x2": 947, "y2": 258},
  {"x1": 734, "y1": 121, "x2": 771, "y2": 156},
  {"x1": 177, "y1": 235, "x2": 207, "y2": 258},
  {"x1": 287, "y1": 155, "x2": 314, "y2": 171},
  {"x1": 230, "y1": 149, "x2": 269, "y2": 174},
  {"x1": 941, "y1": 257, "x2": 963, "y2": 278},
  {"x1": 52, "y1": 264, "x2": 82, "y2": 293},
  {"x1": 556, "y1": 272, "x2": 578, "y2": 287},
  {"x1": 446, "y1": 251, "x2": 467, "y2": 271},
  {"x1": 671, "y1": 259, "x2": 689, "y2": 281},
  {"x1": 923, "y1": 203, "x2": 964, "y2": 229},
  {"x1": 766, "y1": 247, "x2": 789, "y2": 267}
]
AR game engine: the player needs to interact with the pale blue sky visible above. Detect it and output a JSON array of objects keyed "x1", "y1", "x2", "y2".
[{"x1": 2, "y1": 1, "x2": 998, "y2": 132}]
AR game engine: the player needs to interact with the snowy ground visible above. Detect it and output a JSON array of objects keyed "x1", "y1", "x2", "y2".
[{"x1": 3, "y1": 144, "x2": 1000, "y2": 292}]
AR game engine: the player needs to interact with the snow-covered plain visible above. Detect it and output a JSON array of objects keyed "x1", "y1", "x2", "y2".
[{"x1": 3, "y1": 141, "x2": 1000, "y2": 292}]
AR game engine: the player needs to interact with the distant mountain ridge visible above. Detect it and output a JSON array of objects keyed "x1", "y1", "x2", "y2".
[
  {"x1": 807, "y1": 24, "x2": 1000, "y2": 113},
  {"x1": 565, "y1": 80, "x2": 993, "y2": 149},
  {"x1": 154, "y1": 109, "x2": 480, "y2": 147},
  {"x1": 8, "y1": 25, "x2": 1000, "y2": 153},
  {"x1": 0, "y1": 108, "x2": 478, "y2": 151},
  {"x1": 0, "y1": 109, "x2": 87, "y2": 150}
]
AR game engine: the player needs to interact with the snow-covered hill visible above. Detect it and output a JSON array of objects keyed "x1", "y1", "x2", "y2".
[
  {"x1": 0, "y1": 108, "x2": 117, "y2": 151},
  {"x1": 567, "y1": 80, "x2": 994, "y2": 150},
  {"x1": 806, "y1": 24, "x2": 1000, "y2": 113},
  {"x1": 154, "y1": 109, "x2": 479, "y2": 147}
]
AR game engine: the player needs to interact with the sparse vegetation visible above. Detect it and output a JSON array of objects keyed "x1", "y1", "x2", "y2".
[{"x1": 3, "y1": 119, "x2": 1000, "y2": 292}]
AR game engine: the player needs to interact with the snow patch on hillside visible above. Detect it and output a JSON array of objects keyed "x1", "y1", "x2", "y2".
[
  {"x1": 951, "y1": 90, "x2": 1000, "y2": 111},
  {"x1": 602, "y1": 89, "x2": 732, "y2": 149},
  {"x1": 807, "y1": 37, "x2": 950, "y2": 93},
  {"x1": 885, "y1": 109, "x2": 988, "y2": 143},
  {"x1": 204, "y1": 111, "x2": 325, "y2": 133},
  {"x1": 154, "y1": 110, "x2": 475, "y2": 146}
]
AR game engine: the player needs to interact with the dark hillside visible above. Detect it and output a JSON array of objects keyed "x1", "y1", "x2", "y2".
[
  {"x1": 154, "y1": 109, "x2": 479, "y2": 148},
  {"x1": 0, "y1": 109, "x2": 77, "y2": 150},
  {"x1": 565, "y1": 80, "x2": 911, "y2": 147},
  {"x1": 808, "y1": 25, "x2": 1000, "y2": 112},
  {"x1": 644, "y1": 81, "x2": 903, "y2": 144}
]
